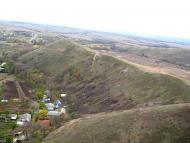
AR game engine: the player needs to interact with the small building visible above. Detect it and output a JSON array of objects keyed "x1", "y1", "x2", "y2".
[
  {"x1": 60, "y1": 94, "x2": 67, "y2": 98},
  {"x1": 42, "y1": 97, "x2": 50, "y2": 103},
  {"x1": 13, "y1": 131, "x2": 27, "y2": 143},
  {"x1": 9, "y1": 114, "x2": 17, "y2": 120},
  {"x1": 57, "y1": 107, "x2": 66, "y2": 114},
  {"x1": 1, "y1": 99, "x2": 8, "y2": 103},
  {"x1": 45, "y1": 103, "x2": 55, "y2": 111},
  {"x1": 17, "y1": 113, "x2": 31, "y2": 126},
  {"x1": 0, "y1": 67, "x2": 5, "y2": 72},
  {"x1": 0, "y1": 62, "x2": 6, "y2": 67},
  {"x1": 48, "y1": 111, "x2": 61, "y2": 116},
  {"x1": 55, "y1": 100, "x2": 62, "y2": 109}
]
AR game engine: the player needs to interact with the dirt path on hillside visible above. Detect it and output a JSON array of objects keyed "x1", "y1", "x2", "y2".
[
  {"x1": 91, "y1": 53, "x2": 99, "y2": 72},
  {"x1": 82, "y1": 46, "x2": 190, "y2": 85},
  {"x1": 97, "y1": 51, "x2": 190, "y2": 85}
]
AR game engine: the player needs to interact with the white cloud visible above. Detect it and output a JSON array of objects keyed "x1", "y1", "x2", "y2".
[{"x1": 0, "y1": 0, "x2": 190, "y2": 39}]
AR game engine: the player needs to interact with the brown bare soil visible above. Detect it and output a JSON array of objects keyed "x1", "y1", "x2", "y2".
[
  {"x1": 4, "y1": 81, "x2": 19, "y2": 100},
  {"x1": 19, "y1": 82, "x2": 32, "y2": 98}
]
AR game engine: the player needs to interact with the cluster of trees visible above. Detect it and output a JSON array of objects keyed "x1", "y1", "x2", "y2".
[
  {"x1": 4, "y1": 61, "x2": 15, "y2": 74},
  {"x1": 34, "y1": 88, "x2": 44, "y2": 100}
]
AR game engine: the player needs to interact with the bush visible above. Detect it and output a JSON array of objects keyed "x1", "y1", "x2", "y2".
[
  {"x1": 35, "y1": 88, "x2": 44, "y2": 100},
  {"x1": 10, "y1": 122, "x2": 17, "y2": 130},
  {"x1": 4, "y1": 61, "x2": 15, "y2": 74},
  {"x1": 39, "y1": 109, "x2": 48, "y2": 119},
  {"x1": 5, "y1": 136, "x2": 12, "y2": 143},
  {"x1": 39, "y1": 102, "x2": 46, "y2": 109},
  {"x1": 0, "y1": 85, "x2": 6, "y2": 97}
]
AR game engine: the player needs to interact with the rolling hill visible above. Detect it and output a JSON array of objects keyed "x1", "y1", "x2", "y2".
[
  {"x1": 13, "y1": 39, "x2": 190, "y2": 114},
  {"x1": 43, "y1": 103, "x2": 190, "y2": 143},
  {"x1": 1, "y1": 22, "x2": 190, "y2": 143}
]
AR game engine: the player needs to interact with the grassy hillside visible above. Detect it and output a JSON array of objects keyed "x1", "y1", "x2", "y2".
[
  {"x1": 111, "y1": 46, "x2": 190, "y2": 68},
  {"x1": 13, "y1": 39, "x2": 190, "y2": 114},
  {"x1": 43, "y1": 103, "x2": 190, "y2": 143}
]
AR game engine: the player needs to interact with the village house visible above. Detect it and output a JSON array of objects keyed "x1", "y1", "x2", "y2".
[
  {"x1": 45, "y1": 103, "x2": 55, "y2": 111},
  {"x1": 60, "y1": 93, "x2": 66, "y2": 98},
  {"x1": 13, "y1": 131, "x2": 27, "y2": 143},
  {"x1": 17, "y1": 113, "x2": 31, "y2": 126},
  {"x1": 0, "y1": 67, "x2": 5, "y2": 72},
  {"x1": 1, "y1": 99, "x2": 8, "y2": 103},
  {"x1": 42, "y1": 97, "x2": 51, "y2": 103},
  {"x1": 55, "y1": 100, "x2": 62, "y2": 109},
  {"x1": 9, "y1": 114, "x2": 17, "y2": 120},
  {"x1": 48, "y1": 111, "x2": 61, "y2": 117},
  {"x1": 48, "y1": 107, "x2": 66, "y2": 117},
  {"x1": 0, "y1": 62, "x2": 6, "y2": 67},
  {"x1": 0, "y1": 62, "x2": 6, "y2": 73}
]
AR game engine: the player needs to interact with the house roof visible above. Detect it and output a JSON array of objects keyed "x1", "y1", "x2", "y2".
[
  {"x1": 9, "y1": 114, "x2": 17, "y2": 119},
  {"x1": 37, "y1": 120, "x2": 51, "y2": 127},
  {"x1": 61, "y1": 94, "x2": 67, "y2": 97},
  {"x1": 48, "y1": 111, "x2": 61, "y2": 116},
  {"x1": 45, "y1": 103, "x2": 55, "y2": 107},
  {"x1": 19, "y1": 113, "x2": 31, "y2": 122},
  {"x1": 0, "y1": 62, "x2": 6, "y2": 67}
]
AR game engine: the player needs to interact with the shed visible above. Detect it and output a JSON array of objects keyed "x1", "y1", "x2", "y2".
[
  {"x1": 60, "y1": 94, "x2": 67, "y2": 98},
  {"x1": 45, "y1": 103, "x2": 55, "y2": 111},
  {"x1": 55, "y1": 100, "x2": 62, "y2": 109},
  {"x1": 48, "y1": 111, "x2": 61, "y2": 116},
  {"x1": 17, "y1": 113, "x2": 31, "y2": 126},
  {"x1": 9, "y1": 114, "x2": 17, "y2": 120}
]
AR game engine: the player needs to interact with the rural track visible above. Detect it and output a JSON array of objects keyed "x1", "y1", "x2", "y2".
[
  {"x1": 91, "y1": 52, "x2": 99, "y2": 72},
  {"x1": 104, "y1": 52, "x2": 190, "y2": 86},
  {"x1": 83, "y1": 46, "x2": 190, "y2": 86},
  {"x1": 15, "y1": 81, "x2": 39, "y2": 112}
]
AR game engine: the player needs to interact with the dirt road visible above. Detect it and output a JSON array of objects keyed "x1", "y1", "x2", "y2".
[{"x1": 83, "y1": 46, "x2": 190, "y2": 85}]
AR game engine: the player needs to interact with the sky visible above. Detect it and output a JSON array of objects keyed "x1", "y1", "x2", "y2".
[{"x1": 0, "y1": 0, "x2": 190, "y2": 39}]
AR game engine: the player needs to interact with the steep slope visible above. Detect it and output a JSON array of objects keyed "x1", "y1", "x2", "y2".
[
  {"x1": 43, "y1": 103, "x2": 190, "y2": 143},
  {"x1": 15, "y1": 39, "x2": 190, "y2": 114}
]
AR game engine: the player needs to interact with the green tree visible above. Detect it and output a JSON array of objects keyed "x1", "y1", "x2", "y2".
[
  {"x1": 39, "y1": 102, "x2": 46, "y2": 109},
  {"x1": 4, "y1": 61, "x2": 15, "y2": 74},
  {"x1": 10, "y1": 122, "x2": 17, "y2": 130},
  {"x1": 5, "y1": 136, "x2": 12, "y2": 143},
  {"x1": 0, "y1": 85, "x2": 6, "y2": 97},
  {"x1": 35, "y1": 89, "x2": 44, "y2": 100}
]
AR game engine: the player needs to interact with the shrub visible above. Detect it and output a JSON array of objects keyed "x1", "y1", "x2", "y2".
[
  {"x1": 39, "y1": 109, "x2": 48, "y2": 119},
  {"x1": 39, "y1": 102, "x2": 46, "y2": 109},
  {"x1": 35, "y1": 89, "x2": 44, "y2": 100}
]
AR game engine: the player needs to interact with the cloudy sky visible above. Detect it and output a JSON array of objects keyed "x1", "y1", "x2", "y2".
[{"x1": 0, "y1": 0, "x2": 190, "y2": 39}]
